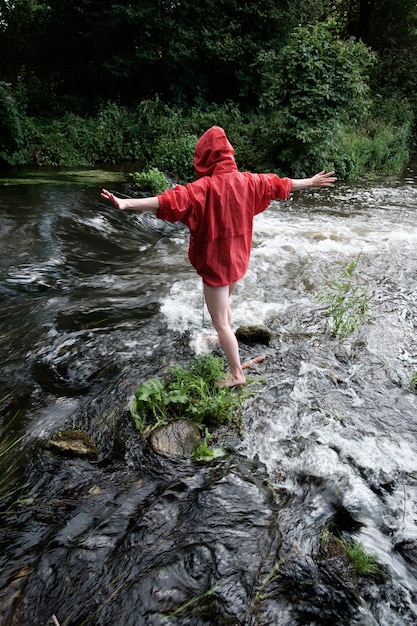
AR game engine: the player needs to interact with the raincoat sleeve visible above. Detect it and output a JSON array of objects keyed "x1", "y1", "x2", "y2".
[
  {"x1": 251, "y1": 174, "x2": 293, "y2": 216},
  {"x1": 156, "y1": 185, "x2": 193, "y2": 223},
  {"x1": 268, "y1": 174, "x2": 292, "y2": 202}
]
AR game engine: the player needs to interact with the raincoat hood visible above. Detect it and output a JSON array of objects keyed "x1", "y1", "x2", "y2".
[
  {"x1": 194, "y1": 126, "x2": 238, "y2": 178},
  {"x1": 157, "y1": 124, "x2": 292, "y2": 286}
]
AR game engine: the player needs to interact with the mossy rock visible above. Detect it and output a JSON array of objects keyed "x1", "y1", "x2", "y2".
[
  {"x1": 235, "y1": 325, "x2": 273, "y2": 346},
  {"x1": 44, "y1": 429, "x2": 99, "y2": 461}
]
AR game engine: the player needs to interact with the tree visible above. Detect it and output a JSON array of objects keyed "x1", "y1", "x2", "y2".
[
  {"x1": 258, "y1": 19, "x2": 375, "y2": 175},
  {"x1": 346, "y1": 0, "x2": 417, "y2": 126},
  {"x1": 0, "y1": 0, "x2": 293, "y2": 110}
]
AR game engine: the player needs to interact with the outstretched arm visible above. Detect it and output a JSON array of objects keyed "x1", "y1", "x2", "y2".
[
  {"x1": 290, "y1": 170, "x2": 336, "y2": 191},
  {"x1": 101, "y1": 189, "x2": 160, "y2": 212}
]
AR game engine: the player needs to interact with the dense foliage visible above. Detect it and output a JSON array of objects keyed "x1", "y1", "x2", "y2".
[
  {"x1": 258, "y1": 19, "x2": 376, "y2": 174},
  {"x1": 0, "y1": 0, "x2": 294, "y2": 108},
  {"x1": 1, "y1": 0, "x2": 416, "y2": 176}
]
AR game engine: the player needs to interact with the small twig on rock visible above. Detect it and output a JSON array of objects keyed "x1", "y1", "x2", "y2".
[
  {"x1": 51, "y1": 616, "x2": 61, "y2": 626},
  {"x1": 242, "y1": 355, "x2": 265, "y2": 370}
]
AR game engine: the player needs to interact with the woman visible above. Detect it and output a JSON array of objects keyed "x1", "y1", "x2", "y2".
[{"x1": 101, "y1": 126, "x2": 336, "y2": 386}]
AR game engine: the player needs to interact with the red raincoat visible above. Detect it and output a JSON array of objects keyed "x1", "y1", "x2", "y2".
[{"x1": 156, "y1": 126, "x2": 292, "y2": 286}]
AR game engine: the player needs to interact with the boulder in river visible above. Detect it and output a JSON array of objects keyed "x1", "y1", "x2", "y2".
[
  {"x1": 149, "y1": 418, "x2": 202, "y2": 459},
  {"x1": 235, "y1": 324, "x2": 273, "y2": 345}
]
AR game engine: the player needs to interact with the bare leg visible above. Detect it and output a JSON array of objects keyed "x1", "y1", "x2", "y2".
[
  {"x1": 228, "y1": 281, "x2": 238, "y2": 324},
  {"x1": 203, "y1": 282, "x2": 245, "y2": 387},
  {"x1": 206, "y1": 281, "x2": 236, "y2": 343}
]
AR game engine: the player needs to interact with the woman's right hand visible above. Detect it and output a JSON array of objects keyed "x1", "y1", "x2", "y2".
[{"x1": 100, "y1": 189, "x2": 128, "y2": 210}]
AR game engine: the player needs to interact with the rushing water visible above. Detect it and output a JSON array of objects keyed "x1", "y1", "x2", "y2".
[{"x1": 1, "y1": 167, "x2": 417, "y2": 625}]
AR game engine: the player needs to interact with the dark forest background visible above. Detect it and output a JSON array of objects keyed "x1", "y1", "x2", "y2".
[{"x1": 1, "y1": 0, "x2": 417, "y2": 178}]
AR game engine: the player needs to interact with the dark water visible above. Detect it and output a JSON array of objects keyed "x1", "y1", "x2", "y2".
[{"x1": 1, "y1": 168, "x2": 417, "y2": 625}]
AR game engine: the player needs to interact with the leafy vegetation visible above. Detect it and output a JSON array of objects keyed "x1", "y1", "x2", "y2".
[
  {"x1": 130, "y1": 354, "x2": 245, "y2": 436},
  {"x1": 258, "y1": 19, "x2": 375, "y2": 175},
  {"x1": 1, "y1": 1, "x2": 417, "y2": 175},
  {"x1": 317, "y1": 254, "x2": 370, "y2": 338},
  {"x1": 154, "y1": 133, "x2": 198, "y2": 182},
  {"x1": 0, "y1": 81, "x2": 25, "y2": 161},
  {"x1": 0, "y1": 95, "x2": 411, "y2": 180},
  {"x1": 130, "y1": 167, "x2": 169, "y2": 195}
]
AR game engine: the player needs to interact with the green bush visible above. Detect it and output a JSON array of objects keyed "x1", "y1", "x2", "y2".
[
  {"x1": 153, "y1": 133, "x2": 198, "y2": 182},
  {"x1": 258, "y1": 19, "x2": 375, "y2": 176},
  {"x1": 0, "y1": 81, "x2": 27, "y2": 164},
  {"x1": 21, "y1": 103, "x2": 145, "y2": 166},
  {"x1": 25, "y1": 115, "x2": 90, "y2": 166},
  {"x1": 131, "y1": 167, "x2": 169, "y2": 194},
  {"x1": 94, "y1": 102, "x2": 143, "y2": 163},
  {"x1": 0, "y1": 91, "x2": 412, "y2": 178},
  {"x1": 130, "y1": 99, "x2": 193, "y2": 167},
  {"x1": 331, "y1": 97, "x2": 413, "y2": 178},
  {"x1": 333, "y1": 122, "x2": 411, "y2": 179}
]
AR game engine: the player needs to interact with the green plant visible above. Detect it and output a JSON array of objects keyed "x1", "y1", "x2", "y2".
[
  {"x1": 317, "y1": 253, "x2": 369, "y2": 338},
  {"x1": 131, "y1": 378, "x2": 172, "y2": 432},
  {"x1": 331, "y1": 98, "x2": 413, "y2": 179},
  {"x1": 190, "y1": 428, "x2": 227, "y2": 462},
  {"x1": 340, "y1": 538, "x2": 379, "y2": 576},
  {"x1": 154, "y1": 133, "x2": 198, "y2": 181},
  {"x1": 130, "y1": 167, "x2": 169, "y2": 194},
  {"x1": 130, "y1": 354, "x2": 244, "y2": 435}
]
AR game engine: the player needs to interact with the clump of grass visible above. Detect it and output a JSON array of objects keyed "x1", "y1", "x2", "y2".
[
  {"x1": 0, "y1": 392, "x2": 28, "y2": 511},
  {"x1": 130, "y1": 354, "x2": 245, "y2": 436},
  {"x1": 0, "y1": 433, "x2": 27, "y2": 511},
  {"x1": 130, "y1": 167, "x2": 169, "y2": 194},
  {"x1": 340, "y1": 537, "x2": 379, "y2": 576},
  {"x1": 317, "y1": 253, "x2": 370, "y2": 338},
  {"x1": 410, "y1": 371, "x2": 417, "y2": 392}
]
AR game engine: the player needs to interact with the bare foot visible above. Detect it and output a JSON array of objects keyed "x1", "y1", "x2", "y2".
[
  {"x1": 218, "y1": 356, "x2": 265, "y2": 387},
  {"x1": 218, "y1": 373, "x2": 246, "y2": 388}
]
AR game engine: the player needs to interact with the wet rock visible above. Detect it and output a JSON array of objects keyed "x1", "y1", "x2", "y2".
[
  {"x1": 236, "y1": 324, "x2": 273, "y2": 345},
  {"x1": 272, "y1": 532, "x2": 361, "y2": 624},
  {"x1": 317, "y1": 533, "x2": 359, "y2": 594},
  {"x1": 394, "y1": 537, "x2": 417, "y2": 568},
  {"x1": 44, "y1": 429, "x2": 99, "y2": 461},
  {"x1": 149, "y1": 418, "x2": 202, "y2": 459}
]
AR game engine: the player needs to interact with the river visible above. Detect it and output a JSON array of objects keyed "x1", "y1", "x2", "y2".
[{"x1": 0, "y1": 167, "x2": 417, "y2": 625}]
